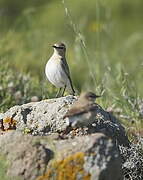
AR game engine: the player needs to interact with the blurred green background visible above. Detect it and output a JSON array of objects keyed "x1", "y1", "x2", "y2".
[
  {"x1": 0, "y1": 0, "x2": 143, "y2": 90},
  {"x1": 0, "y1": 0, "x2": 143, "y2": 131}
]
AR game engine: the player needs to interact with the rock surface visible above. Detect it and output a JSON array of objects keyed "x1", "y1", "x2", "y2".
[
  {"x1": 0, "y1": 131, "x2": 53, "y2": 180},
  {"x1": 0, "y1": 95, "x2": 135, "y2": 180},
  {"x1": 1, "y1": 96, "x2": 76, "y2": 135},
  {"x1": 0, "y1": 131, "x2": 123, "y2": 180},
  {"x1": 0, "y1": 95, "x2": 129, "y2": 147}
]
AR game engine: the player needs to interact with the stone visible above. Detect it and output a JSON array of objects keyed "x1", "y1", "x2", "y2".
[
  {"x1": 1, "y1": 95, "x2": 76, "y2": 135},
  {"x1": 0, "y1": 131, "x2": 53, "y2": 180},
  {"x1": 1, "y1": 95, "x2": 130, "y2": 146},
  {"x1": 0, "y1": 131, "x2": 123, "y2": 180}
]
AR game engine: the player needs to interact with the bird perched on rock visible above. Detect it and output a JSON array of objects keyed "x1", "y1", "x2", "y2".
[
  {"x1": 64, "y1": 92, "x2": 101, "y2": 127},
  {"x1": 45, "y1": 42, "x2": 75, "y2": 97}
]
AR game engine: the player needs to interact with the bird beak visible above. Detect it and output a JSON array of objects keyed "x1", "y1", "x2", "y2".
[
  {"x1": 96, "y1": 95, "x2": 101, "y2": 98},
  {"x1": 52, "y1": 45, "x2": 57, "y2": 48}
]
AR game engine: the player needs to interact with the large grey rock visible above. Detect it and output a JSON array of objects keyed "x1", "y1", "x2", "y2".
[
  {"x1": 1, "y1": 95, "x2": 129, "y2": 146},
  {"x1": 0, "y1": 131, "x2": 53, "y2": 180},
  {"x1": 84, "y1": 134, "x2": 123, "y2": 180},
  {"x1": 54, "y1": 133, "x2": 123, "y2": 180},
  {"x1": 0, "y1": 131, "x2": 123, "y2": 180},
  {"x1": 1, "y1": 95, "x2": 76, "y2": 135}
]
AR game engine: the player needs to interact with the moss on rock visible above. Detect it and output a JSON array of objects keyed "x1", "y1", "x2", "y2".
[{"x1": 37, "y1": 152, "x2": 90, "y2": 180}]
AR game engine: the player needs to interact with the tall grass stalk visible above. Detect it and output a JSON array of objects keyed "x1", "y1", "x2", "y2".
[{"x1": 62, "y1": 0, "x2": 97, "y2": 87}]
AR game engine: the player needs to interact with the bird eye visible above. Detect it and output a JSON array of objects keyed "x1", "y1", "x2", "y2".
[{"x1": 58, "y1": 46, "x2": 64, "y2": 49}]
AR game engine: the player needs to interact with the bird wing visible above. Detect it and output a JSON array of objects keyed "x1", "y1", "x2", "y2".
[
  {"x1": 64, "y1": 103, "x2": 98, "y2": 118},
  {"x1": 61, "y1": 58, "x2": 75, "y2": 94},
  {"x1": 62, "y1": 58, "x2": 70, "y2": 74}
]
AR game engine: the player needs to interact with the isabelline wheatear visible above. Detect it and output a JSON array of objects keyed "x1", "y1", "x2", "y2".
[
  {"x1": 64, "y1": 92, "x2": 101, "y2": 127},
  {"x1": 45, "y1": 43, "x2": 75, "y2": 97}
]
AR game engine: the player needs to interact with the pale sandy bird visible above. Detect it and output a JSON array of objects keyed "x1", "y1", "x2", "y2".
[
  {"x1": 64, "y1": 92, "x2": 101, "y2": 127},
  {"x1": 45, "y1": 42, "x2": 75, "y2": 97}
]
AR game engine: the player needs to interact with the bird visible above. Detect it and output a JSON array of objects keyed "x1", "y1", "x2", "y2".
[
  {"x1": 64, "y1": 92, "x2": 101, "y2": 127},
  {"x1": 45, "y1": 42, "x2": 75, "y2": 97}
]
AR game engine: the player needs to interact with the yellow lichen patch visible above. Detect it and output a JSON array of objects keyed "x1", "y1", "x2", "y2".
[
  {"x1": 2, "y1": 117, "x2": 17, "y2": 131},
  {"x1": 37, "y1": 152, "x2": 90, "y2": 180},
  {"x1": 23, "y1": 127, "x2": 32, "y2": 134}
]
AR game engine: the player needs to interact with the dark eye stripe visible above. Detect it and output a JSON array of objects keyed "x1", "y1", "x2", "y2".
[
  {"x1": 57, "y1": 46, "x2": 64, "y2": 49},
  {"x1": 53, "y1": 45, "x2": 65, "y2": 49}
]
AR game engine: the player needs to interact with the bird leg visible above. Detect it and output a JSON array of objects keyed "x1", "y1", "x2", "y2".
[
  {"x1": 61, "y1": 86, "x2": 66, "y2": 97},
  {"x1": 56, "y1": 88, "x2": 62, "y2": 98}
]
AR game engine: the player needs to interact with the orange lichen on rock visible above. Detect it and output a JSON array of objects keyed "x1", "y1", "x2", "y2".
[
  {"x1": 2, "y1": 117, "x2": 17, "y2": 131},
  {"x1": 37, "y1": 152, "x2": 91, "y2": 180}
]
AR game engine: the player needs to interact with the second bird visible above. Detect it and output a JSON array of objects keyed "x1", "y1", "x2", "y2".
[{"x1": 45, "y1": 43, "x2": 75, "y2": 97}]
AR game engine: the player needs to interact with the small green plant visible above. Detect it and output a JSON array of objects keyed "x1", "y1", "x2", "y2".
[{"x1": 0, "y1": 58, "x2": 55, "y2": 112}]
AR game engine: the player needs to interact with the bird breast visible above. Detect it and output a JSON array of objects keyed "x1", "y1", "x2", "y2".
[{"x1": 45, "y1": 57, "x2": 68, "y2": 88}]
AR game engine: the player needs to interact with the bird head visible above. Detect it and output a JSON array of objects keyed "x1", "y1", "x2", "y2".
[
  {"x1": 52, "y1": 42, "x2": 66, "y2": 56},
  {"x1": 80, "y1": 92, "x2": 101, "y2": 102}
]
